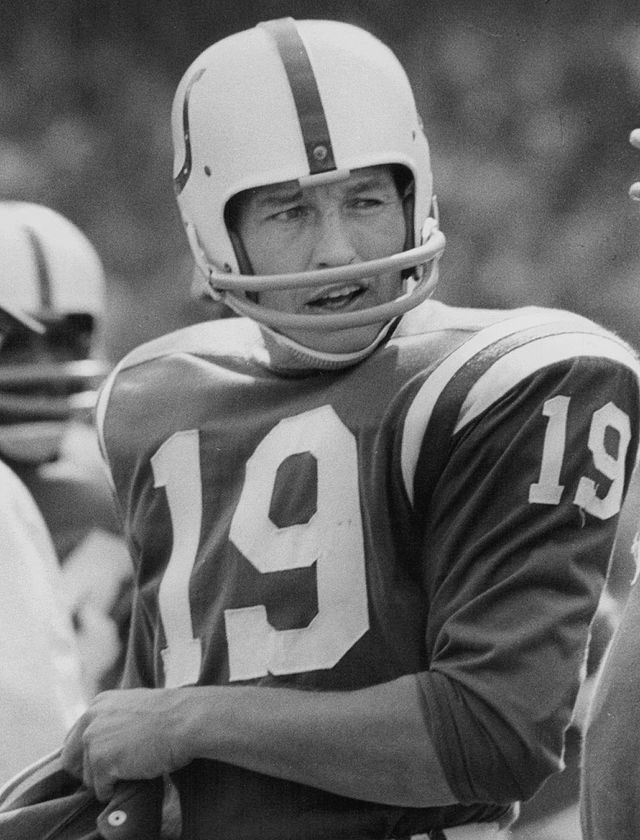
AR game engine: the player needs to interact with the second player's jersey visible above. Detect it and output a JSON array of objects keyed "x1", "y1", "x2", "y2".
[
  {"x1": 97, "y1": 300, "x2": 640, "y2": 839},
  {"x1": 0, "y1": 462, "x2": 86, "y2": 786}
]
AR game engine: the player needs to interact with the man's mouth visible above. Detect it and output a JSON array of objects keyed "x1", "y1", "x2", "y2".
[{"x1": 306, "y1": 283, "x2": 368, "y2": 311}]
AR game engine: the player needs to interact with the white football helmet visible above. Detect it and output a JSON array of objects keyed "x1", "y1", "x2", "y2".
[
  {"x1": 172, "y1": 17, "x2": 445, "y2": 332},
  {"x1": 0, "y1": 202, "x2": 107, "y2": 461}
]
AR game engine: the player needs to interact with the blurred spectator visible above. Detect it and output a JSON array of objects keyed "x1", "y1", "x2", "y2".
[
  {"x1": 0, "y1": 302, "x2": 86, "y2": 785},
  {"x1": 0, "y1": 202, "x2": 132, "y2": 697},
  {"x1": 2, "y1": 2, "x2": 640, "y2": 354}
]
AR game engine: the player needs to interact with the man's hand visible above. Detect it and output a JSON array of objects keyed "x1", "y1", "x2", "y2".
[
  {"x1": 629, "y1": 129, "x2": 640, "y2": 201},
  {"x1": 61, "y1": 688, "x2": 192, "y2": 801}
]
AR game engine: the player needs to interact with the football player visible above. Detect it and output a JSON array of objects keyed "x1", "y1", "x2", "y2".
[
  {"x1": 0, "y1": 203, "x2": 132, "y2": 696},
  {"x1": 39, "y1": 18, "x2": 640, "y2": 840},
  {"x1": 579, "y1": 129, "x2": 640, "y2": 840},
  {"x1": 0, "y1": 301, "x2": 87, "y2": 785}
]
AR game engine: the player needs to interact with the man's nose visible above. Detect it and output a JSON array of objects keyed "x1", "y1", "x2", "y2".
[{"x1": 309, "y1": 212, "x2": 359, "y2": 269}]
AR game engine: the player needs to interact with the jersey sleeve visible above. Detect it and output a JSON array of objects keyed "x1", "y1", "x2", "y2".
[
  {"x1": 581, "y1": 571, "x2": 640, "y2": 840},
  {"x1": 408, "y1": 331, "x2": 640, "y2": 804}
]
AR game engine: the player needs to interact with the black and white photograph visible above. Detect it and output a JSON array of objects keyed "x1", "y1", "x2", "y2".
[{"x1": 0, "y1": 3, "x2": 639, "y2": 839}]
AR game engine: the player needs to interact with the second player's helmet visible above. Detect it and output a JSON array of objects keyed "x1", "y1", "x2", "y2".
[
  {"x1": 172, "y1": 17, "x2": 445, "y2": 332},
  {"x1": 0, "y1": 202, "x2": 107, "y2": 462}
]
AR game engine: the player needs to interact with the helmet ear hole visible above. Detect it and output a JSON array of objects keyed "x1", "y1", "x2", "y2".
[
  {"x1": 225, "y1": 192, "x2": 259, "y2": 302},
  {"x1": 224, "y1": 194, "x2": 254, "y2": 272},
  {"x1": 391, "y1": 164, "x2": 416, "y2": 259},
  {"x1": 226, "y1": 228, "x2": 253, "y2": 276},
  {"x1": 390, "y1": 164, "x2": 413, "y2": 200},
  {"x1": 226, "y1": 224, "x2": 258, "y2": 303}
]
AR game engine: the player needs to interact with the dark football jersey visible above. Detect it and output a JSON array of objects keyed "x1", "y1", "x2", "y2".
[{"x1": 95, "y1": 301, "x2": 640, "y2": 839}]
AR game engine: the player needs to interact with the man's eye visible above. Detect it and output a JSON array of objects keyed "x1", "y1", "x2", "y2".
[
  {"x1": 271, "y1": 206, "x2": 306, "y2": 222},
  {"x1": 350, "y1": 197, "x2": 383, "y2": 210}
]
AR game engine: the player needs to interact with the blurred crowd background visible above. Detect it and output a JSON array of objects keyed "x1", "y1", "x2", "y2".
[{"x1": 1, "y1": 0, "x2": 640, "y2": 362}]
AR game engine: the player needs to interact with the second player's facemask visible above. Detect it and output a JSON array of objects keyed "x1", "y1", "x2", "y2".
[{"x1": 0, "y1": 202, "x2": 108, "y2": 462}]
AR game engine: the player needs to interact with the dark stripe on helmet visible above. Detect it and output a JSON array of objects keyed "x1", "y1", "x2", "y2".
[
  {"x1": 23, "y1": 225, "x2": 52, "y2": 310},
  {"x1": 259, "y1": 18, "x2": 337, "y2": 175},
  {"x1": 174, "y1": 67, "x2": 206, "y2": 195}
]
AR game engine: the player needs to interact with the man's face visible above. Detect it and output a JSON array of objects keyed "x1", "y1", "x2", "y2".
[{"x1": 233, "y1": 165, "x2": 406, "y2": 354}]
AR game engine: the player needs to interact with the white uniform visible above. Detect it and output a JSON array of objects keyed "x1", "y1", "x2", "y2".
[{"x1": 0, "y1": 460, "x2": 86, "y2": 784}]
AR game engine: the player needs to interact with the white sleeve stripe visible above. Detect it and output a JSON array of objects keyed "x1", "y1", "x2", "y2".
[
  {"x1": 454, "y1": 331, "x2": 640, "y2": 434},
  {"x1": 400, "y1": 313, "x2": 634, "y2": 505},
  {"x1": 95, "y1": 356, "x2": 128, "y2": 476},
  {"x1": 0, "y1": 748, "x2": 63, "y2": 808},
  {"x1": 401, "y1": 311, "x2": 580, "y2": 503}
]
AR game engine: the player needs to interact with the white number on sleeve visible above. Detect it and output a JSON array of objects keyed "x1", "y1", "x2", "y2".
[
  {"x1": 528, "y1": 396, "x2": 569, "y2": 505},
  {"x1": 529, "y1": 397, "x2": 631, "y2": 520},
  {"x1": 574, "y1": 402, "x2": 631, "y2": 519}
]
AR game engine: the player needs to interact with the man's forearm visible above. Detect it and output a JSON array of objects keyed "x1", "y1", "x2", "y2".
[{"x1": 175, "y1": 674, "x2": 457, "y2": 807}]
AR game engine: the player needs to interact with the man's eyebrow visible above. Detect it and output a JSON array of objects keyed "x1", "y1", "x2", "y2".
[
  {"x1": 346, "y1": 176, "x2": 387, "y2": 193},
  {"x1": 253, "y1": 186, "x2": 302, "y2": 208},
  {"x1": 251, "y1": 171, "x2": 391, "y2": 209}
]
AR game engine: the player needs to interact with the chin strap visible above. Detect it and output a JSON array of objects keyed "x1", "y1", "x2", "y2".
[{"x1": 256, "y1": 318, "x2": 398, "y2": 373}]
